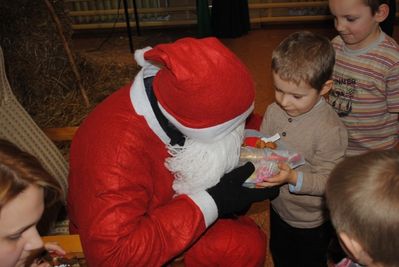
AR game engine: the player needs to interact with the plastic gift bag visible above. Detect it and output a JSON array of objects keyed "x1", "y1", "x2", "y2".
[{"x1": 240, "y1": 130, "x2": 305, "y2": 188}]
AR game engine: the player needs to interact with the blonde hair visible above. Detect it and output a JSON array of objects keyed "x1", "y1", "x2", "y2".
[
  {"x1": 0, "y1": 139, "x2": 63, "y2": 211},
  {"x1": 271, "y1": 31, "x2": 335, "y2": 92},
  {"x1": 326, "y1": 150, "x2": 399, "y2": 267}
]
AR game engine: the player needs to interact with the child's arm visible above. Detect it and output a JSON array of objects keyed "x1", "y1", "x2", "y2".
[
  {"x1": 258, "y1": 125, "x2": 347, "y2": 195},
  {"x1": 386, "y1": 59, "x2": 399, "y2": 114},
  {"x1": 294, "y1": 126, "x2": 347, "y2": 196}
]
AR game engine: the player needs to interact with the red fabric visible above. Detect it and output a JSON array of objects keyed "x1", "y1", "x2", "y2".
[
  {"x1": 145, "y1": 37, "x2": 255, "y2": 129},
  {"x1": 245, "y1": 112, "x2": 263, "y2": 130},
  {"x1": 184, "y1": 216, "x2": 267, "y2": 267},
  {"x1": 68, "y1": 84, "x2": 265, "y2": 266}
]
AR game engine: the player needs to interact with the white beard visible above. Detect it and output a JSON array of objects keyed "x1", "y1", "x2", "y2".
[{"x1": 166, "y1": 122, "x2": 245, "y2": 195}]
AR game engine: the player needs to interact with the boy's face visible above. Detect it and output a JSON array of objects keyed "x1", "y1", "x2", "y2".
[
  {"x1": 273, "y1": 72, "x2": 323, "y2": 117},
  {"x1": 329, "y1": 0, "x2": 383, "y2": 50}
]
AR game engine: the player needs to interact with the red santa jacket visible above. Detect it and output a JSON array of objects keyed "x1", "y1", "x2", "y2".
[{"x1": 68, "y1": 83, "x2": 209, "y2": 266}]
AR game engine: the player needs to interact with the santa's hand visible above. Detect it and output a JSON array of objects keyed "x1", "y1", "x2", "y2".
[{"x1": 207, "y1": 162, "x2": 280, "y2": 218}]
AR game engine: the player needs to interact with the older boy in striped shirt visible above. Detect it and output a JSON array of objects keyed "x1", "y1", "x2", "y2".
[{"x1": 328, "y1": 0, "x2": 399, "y2": 155}]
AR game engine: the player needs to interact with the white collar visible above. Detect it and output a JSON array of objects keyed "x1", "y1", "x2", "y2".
[{"x1": 130, "y1": 65, "x2": 171, "y2": 145}]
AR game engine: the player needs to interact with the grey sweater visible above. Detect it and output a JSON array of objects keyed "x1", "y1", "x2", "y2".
[{"x1": 260, "y1": 98, "x2": 348, "y2": 228}]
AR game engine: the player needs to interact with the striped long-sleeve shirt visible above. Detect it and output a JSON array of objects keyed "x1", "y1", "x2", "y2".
[{"x1": 327, "y1": 32, "x2": 399, "y2": 156}]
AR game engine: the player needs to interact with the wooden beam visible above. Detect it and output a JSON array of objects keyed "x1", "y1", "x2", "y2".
[
  {"x1": 71, "y1": 20, "x2": 196, "y2": 30},
  {"x1": 251, "y1": 15, "x2": 332, "y2": 23},
  {"x1": 43, "y1": 127, "x2": 78, "y2": 142},
  {"x1": 67, "y1": 2, "x2": 329, "y2": 18},
  {"x1": 69, "y1": 6, "x2": 196, "y2": 17},
  {"x1": 250, "y1": 1, "x2": 328, "y2": 9}
]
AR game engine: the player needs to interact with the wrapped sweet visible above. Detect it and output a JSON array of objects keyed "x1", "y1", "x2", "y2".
[
  {"x1": 240, "y1": 130, "x2": 305, "y2": 187},
  {"x1": 41, "y1": 252, "x2": 86, "y2": 267}
]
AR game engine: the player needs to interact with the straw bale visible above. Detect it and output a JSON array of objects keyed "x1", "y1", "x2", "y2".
[
  {"x1": 0, "y1": 0, "x2": 140, "y2": 130},
  {"x1": 0, "y1": 0, "x2": 142, "y2": 158}
]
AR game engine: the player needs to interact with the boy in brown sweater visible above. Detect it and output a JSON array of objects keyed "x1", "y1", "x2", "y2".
[{"x1": 258, "y1": 31, "x2": 348, "y2": 267}]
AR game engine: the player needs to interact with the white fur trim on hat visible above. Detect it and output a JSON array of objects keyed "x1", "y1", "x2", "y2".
[
  {"x1": 159, "y1": 102, "x2": 254, "y2": 143},
  {"x1": 134, "y1": 46, "x2": 153, "y2": 67}
]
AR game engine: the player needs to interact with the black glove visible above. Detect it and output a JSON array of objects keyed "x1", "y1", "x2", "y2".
[{"x1": 207, "y1": 162, "x2": 280, "y2": 218}]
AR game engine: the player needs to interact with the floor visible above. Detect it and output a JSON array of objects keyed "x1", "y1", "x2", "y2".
[
  {"x1": 71, "y1": 22, "x2": 399, "y2": 267},
  {"x1": 73, "y1": 22, "x2": 399, "y2": 117},
  {"x1": 71, "y1": 21, "x2": 346, "y2": 116},
  {"x1": 222, "y1": 22, "x2": 337, "y2": 116},
  {"x1": 72, "y1": 22, "x2": 338, "y2": 115}
]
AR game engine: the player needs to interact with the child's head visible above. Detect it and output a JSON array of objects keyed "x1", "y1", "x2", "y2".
[
  {"x1": 329, "y1": 0, "x2": 389, "y2": 49},
  {"x1": 0, "y1": 139, "x2": 63, "y2": 267},
  {"x1": 271, "y1": 31, "x2": 335, "y2": 117},
  {"x1": 326, "y1": 150, "x2": 399, "y2": 267}
]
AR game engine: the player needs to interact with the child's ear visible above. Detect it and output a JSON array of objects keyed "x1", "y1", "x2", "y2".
[
  {"x1": 320, "y1": 80, "x2": 333, "y2": 96},
  {"x1": 375, "y1": 3, "x2": 389, "y2": 23},
  {"x1": 339, "y1": 232, "x2": 361, "y2": 258},
  {"x1": 338, "y1": 232, "x2": 373, "y2": 266}
]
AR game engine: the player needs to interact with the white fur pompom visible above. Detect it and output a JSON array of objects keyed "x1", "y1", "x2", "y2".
[{"x1": 134, "y1": 46, "x2": 152, "y2": 67}]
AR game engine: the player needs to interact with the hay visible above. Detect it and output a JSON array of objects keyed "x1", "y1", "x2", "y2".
[
  {"x1": 0, "y1": 0, "x2": 140, "y2": 158},
  {"x1": 0, "y1": 0, "x2": 140, "y2": 130}
]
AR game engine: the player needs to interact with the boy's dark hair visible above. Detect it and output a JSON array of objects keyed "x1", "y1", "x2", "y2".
[
  {"x1": 326, "y1": 150, "x2": 399, "y2": 267},
  {"x1": 271, "y1": 31, "x2": 335, "y2": 92},
  {"x1": 364, "y1": 0, "x2": 390, "y2": 14}
]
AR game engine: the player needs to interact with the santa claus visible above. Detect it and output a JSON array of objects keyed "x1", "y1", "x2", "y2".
[{"x1": 67, "y1": 37, "x2": 279, "y2": 266}]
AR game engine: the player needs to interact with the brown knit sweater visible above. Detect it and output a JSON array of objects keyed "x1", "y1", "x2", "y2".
[{"x1": 260, "y1": 98, "x2": 348, "y2": 228}]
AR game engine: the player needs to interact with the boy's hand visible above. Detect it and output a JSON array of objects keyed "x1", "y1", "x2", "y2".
[
  {"x1": 43, "y1": 242, "x2": 66, "y2": 255},
  {"x1": 256, "y1": 162, "x2": 297, "y2": 188},
  {"x1": 30, "y1": 242, "x2": 66, "y2": 267}
]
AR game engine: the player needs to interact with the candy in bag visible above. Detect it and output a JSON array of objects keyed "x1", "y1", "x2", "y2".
[{"x1": 240, "y1": 130, "x2": 305, "y2": 187}]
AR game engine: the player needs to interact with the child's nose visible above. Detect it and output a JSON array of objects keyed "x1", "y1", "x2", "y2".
[
  {"x1": 280, "y1": 95, "x2": 289, "y2": 106},
  {"x1": 335, "y1": 19, "x2": 345, "y2": 32},
  {"x1": 24, "y1": 227, "x2": 44, "y2": 251}
]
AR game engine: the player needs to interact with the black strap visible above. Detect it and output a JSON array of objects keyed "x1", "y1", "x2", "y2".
[{"x1": 144, "y1": 77, "x2": 185, "y2": 146}]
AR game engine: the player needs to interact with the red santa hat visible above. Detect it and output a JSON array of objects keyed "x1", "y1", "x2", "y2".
[{"x1": 140, "y1": 37, "x2": 255, "y2": 142}]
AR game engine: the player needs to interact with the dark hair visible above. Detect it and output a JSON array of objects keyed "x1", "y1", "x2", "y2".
[
  {"x1": 363, "y1": 0, "x2": 390, "y2": 14},
  {"x1": 0, "y1": 139, "x2": 63, "y2": 211},
  {"x1": 271, "y1": 31, "x2": 335, "y2": 92}
]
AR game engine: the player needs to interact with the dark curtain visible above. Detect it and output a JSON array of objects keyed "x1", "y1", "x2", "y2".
[
  {"x1": 197, "y1": 0, "x2": 212, "y2": 37},
  {"x1": 380, "y1": 0, "x2": 396, "y2": 37},
  {"x1": 211, "y1": 0, "x2": 250, "y2": 38}
]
